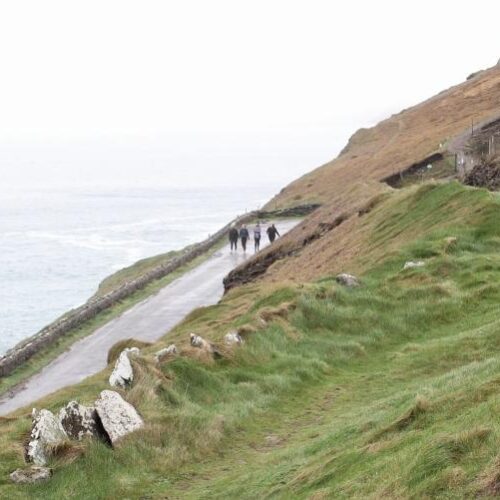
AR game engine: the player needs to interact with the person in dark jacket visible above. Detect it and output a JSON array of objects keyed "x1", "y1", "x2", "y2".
[
  {"x1": 229, "y1": 224, "x2": 239, "y2": 251},
  {"x1": 239, "y1": 224, "x2": 249, "y2": 252},
  {"x1": 266, "y1": 223, "x2": 280, "y2": 243}
]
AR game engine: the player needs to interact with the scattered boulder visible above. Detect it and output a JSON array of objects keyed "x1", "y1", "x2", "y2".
[
  {"x1": 336, "y1": 273, "x2": 360, "y2": 287},
  {"x1": 26, "y1": 409, "x2": 68, "y2": 466},
  {"x1": 94, "y1": 390, "x2": 144, "y2": 446},
  {"x1": 10, "y1": 466, "x2": 52, "y2": 484},
  {"x1": 109, "y1": 347, "x2": 139, "y2": 388},
  {"x1": 403, "y1": 260, "x2": 425, "y2": 270},
  {"x1": 224, "y1": 331, "x2": 243, "y2": 346},
  {"x1": 190, "y1": 333, "x2": 213, "y2": 352},
  {"x1": 59, "y1": 401, "x2": 100, "y2": 441},
  {"x1": 155, "y1": 344, "x2": 178, "y2": 362}
]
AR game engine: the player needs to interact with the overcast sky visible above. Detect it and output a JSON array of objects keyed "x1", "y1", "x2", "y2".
[{"x1": 1, "y1": 0, "x2": 499, "y2": 190}]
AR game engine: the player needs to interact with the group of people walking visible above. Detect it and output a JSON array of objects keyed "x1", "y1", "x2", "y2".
[{"x1": 228, "y1": 222, "x2": 280, "y2": 253}]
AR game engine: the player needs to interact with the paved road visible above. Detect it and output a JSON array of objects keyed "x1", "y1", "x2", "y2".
[{"x1": 0, "y1": 220, "x2": 299, "y2": 415}]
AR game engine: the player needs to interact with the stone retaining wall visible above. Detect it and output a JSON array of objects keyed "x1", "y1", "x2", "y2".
[{"x1": 0, "y1": 204, "x2": 319, "y2": 377}]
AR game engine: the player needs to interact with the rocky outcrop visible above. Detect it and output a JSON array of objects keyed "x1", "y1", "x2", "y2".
[
  {"x1": 26, "y1": 409, "x2": 67, "y2": 466},
  {"x1": 10, "y1": 466, "x2": 52, "y2": 484},
  {"x1": 12, "y1": 392, "x2": 143, "y2": 483},
  {"x1": 109, "y1": 348, "x2": 139, "y2": 388},
  {"x1": 59, "y1": 401, "x2": 100, "y2": 441},
  {"x1": 336, "y1": 273, "x2": 360, "y2": 287},
  {"x1": 256, "y1": 204, "x2": 321, "y2": 218},
  {"x1": 403, "y1": 261, "x2": 425, "y2": 270},
  {"x1": 95, "y1": 390, "x2": 144, "y2": 445},
  {"x1": 190, "y1": 333, "x2": 213, "y2": 352},
  {"x1": 224, "y1": 332, "x2": 243, "y2": 346},
  {"x1": 155, "y1": 344, "x2": 178, "y2": 362}
]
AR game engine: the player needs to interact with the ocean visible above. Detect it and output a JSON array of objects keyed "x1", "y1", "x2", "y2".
[{"x1": 0, "y1": 184, "x2": 276, "y2": 355}]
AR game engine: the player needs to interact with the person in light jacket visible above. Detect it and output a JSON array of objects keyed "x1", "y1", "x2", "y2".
[{"x1": 253, "y1": 222, "x2": 262, "y2": 252}]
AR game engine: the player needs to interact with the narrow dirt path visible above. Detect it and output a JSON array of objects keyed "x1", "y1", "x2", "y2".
[{"x1": 0, "y1": 219, "x2": 300, "y2": 415}]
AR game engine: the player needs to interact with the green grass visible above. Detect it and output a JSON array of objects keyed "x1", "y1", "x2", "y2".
[
  {"x1": 2, "y1": 182, "x2": 500, "y2": 498},
  {"x1": 95, "y1": 249, "x2": 180, "y2": 296}
]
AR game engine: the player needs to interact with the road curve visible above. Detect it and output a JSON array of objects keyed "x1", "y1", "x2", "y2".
[{"x1": 0, "y1": 220, "x2": 299, "y2": 415}]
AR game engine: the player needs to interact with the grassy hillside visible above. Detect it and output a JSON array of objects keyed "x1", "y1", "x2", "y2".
[{"x1": 2, "y1": 182, "x2": 500, "y2": 498}]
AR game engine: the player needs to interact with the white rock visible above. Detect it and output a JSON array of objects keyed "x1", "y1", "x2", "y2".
[
  {"x1": 336, "y1": 273, "x2": 360, "y2": 287},
  {"x1": 109, "y1": 348, "x2": 139, "y2": 388},
  {"x1": 224, "y1": 332, "x2": 243, "y2": 346},
  {"x1": 10, "y1": 466, "x2": 52, "y2": 484},
  {"x1": 26, "y1": 409, "x2": 67, "y2": 466},
  {"x1": 59, "y1": 401, "x2": 99, "y2": 440},
  {"x1": 155, "y1": 344, "x2": 178, "y2": 362},
  {"x1": 190, "y1": 333, "x2": 213, "y2": 352},
  {"x1": 94, "y1": 390, "x2": 144, "y2": 445},
  {"x1": 403, "y1": 260, "x2": 425, "y2": 270},
  {"x1": 264, "y1": 434, "x2": 282, "y2": 447}
]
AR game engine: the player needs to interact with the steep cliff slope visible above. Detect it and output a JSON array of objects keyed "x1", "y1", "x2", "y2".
[
  {"x1": 224, "y1": 65, "x2": 500, "y2": 288},
  {"x1": 267, "y1": 65, "x2": 500, "y2": 210}
]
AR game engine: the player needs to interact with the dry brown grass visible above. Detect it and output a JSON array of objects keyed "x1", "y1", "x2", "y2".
[
  {"x1": 478, "y1": 455, "x2": 500, "y2": 496},
  {"x1": 259, "y1": 302, "x2": 295, "y2": 322},
  {"x1": 267, "y1": 66, "x2": 500, "y2": 211},
  {"x1": 179, "y1": 345, "x2": 217, "y2": 364},
  {"x1": 107, "y1": 338, "x2": 152, "y2": 365},
  {"x1": 237, "y1": 324, "x2": 258, "y2": 339},
  {"x1": 370, "y1": 395, "x2": 430, "y2": 442},
  {"x1": 443, "y1": 236, "x2": 458, "y2": 253},
  {"x1": 49, "y1": 440, "x2": 86, "y2": 466}
]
